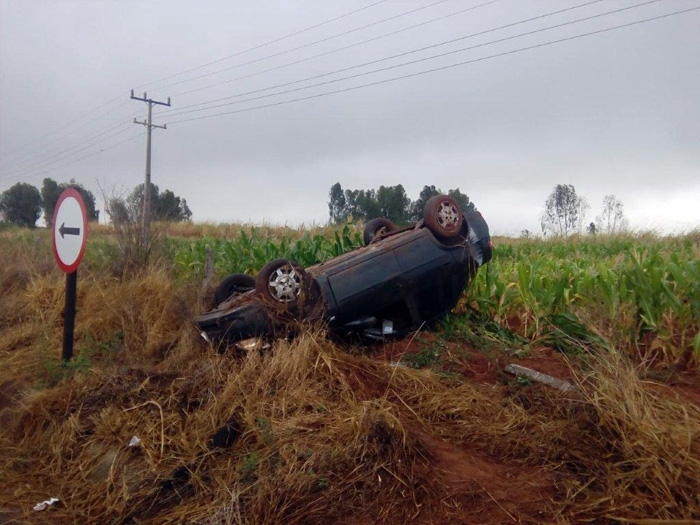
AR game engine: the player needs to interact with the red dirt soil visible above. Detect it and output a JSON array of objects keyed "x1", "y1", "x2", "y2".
[
  {"x1": 374, "y1": 333, "x2": 574, "y2": 386},
  {"x1": 418, "y1": 432, "x2": 555, "y2": 524},
  {"x1": 368, "y1": 333, "x2": 700, "y2": 523},
  {"x1": 366, "y1": 336, "x2": 563, "y2": 523}
]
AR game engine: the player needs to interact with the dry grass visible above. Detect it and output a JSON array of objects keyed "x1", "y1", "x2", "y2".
[{"x1": 1, "y1": 227, "x2": 699, "y2": 523}]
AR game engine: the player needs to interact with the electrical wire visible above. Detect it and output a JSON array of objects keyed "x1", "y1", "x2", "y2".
[
  {"x1": 11, "y1": 132, "x2": 146, "y2": 185},
  {"x1": 148, "y1": 0, "x2": 454, "y2": 94},
  {"x1": 1, "y1": 120, "x2": 134, "y2": 179},
  {"x1": 2, "y1": 114, "x2": 132, "y2": 168},
  {"x1": 1, "y1": 95, "x2": 131, "y2": 161},
  {"x1": 160, "y1": 0, "x2": 660, "y2": 120},
  {"x1": 167, "y1": 0, "x2": 502, "y2": 100},
  {"x1": 159, "y1": 0, "x2": 608, "y2": 116},
  {"x1": 134, "y1": 0, "x2": 392, "y2": 90},
  {"x1": 0, "y1": 124, "x2": 137, "y2": 183},
  {"x1": 5, "y1": 3, "x2": 696, "y2": 186},
  {"x1": 164, "y1": 6, "x2": 699, "y2": 126},
  {"x1": 1, "y1": 0, "x2": 391, "y2": 162}
]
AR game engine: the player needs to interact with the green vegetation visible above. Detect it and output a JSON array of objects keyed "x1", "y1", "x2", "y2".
[
  {"x1": 161, "y1": 226, "x2": 699, "y2": 367},
  {"x1": 1, "y1": 223, "x2": 699, "y2": 523},
  {"x1": 41, "y1": 177, "x2": 99, "y2": 225},
  {"x1": 328, "y1": 182, "x2": 475, "y2": 224},
  {"x1": 2, "y1": 222, "x2": 697, "y2": 367},
  {"x1": 169, "y1": 224, "x2": 363, "y2": 278},
  {"x1": 468, "y1": 234, "x2": 700, "y2": 366}
]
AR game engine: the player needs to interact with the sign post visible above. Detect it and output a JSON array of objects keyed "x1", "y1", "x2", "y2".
[{"x1": 51, "y1": 188, "x2": 88, "y2": 362}]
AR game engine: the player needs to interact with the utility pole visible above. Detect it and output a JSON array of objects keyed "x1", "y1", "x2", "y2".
[{"x1": 131, "y1": 90, "x2": 171, "y2": 241}]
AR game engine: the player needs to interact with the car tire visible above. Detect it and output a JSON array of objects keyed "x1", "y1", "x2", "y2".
[
  {"x1": 363, "y1": 218, "x2": 398, "y2": 245},
  {"x1": 255, "y1": 259, "x2": 316, "y2": 313},
  {"x1": 423, "y1": 194, "x2": 464, "y2": 240},
  {"x1": 214, "y1": 274, "x2": 255, "y2": 306}
]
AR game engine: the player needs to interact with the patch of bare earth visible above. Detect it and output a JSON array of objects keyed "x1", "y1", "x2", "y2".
[
  {"x1": 418, "y1": 433, "x2": 554, "y2": 524},
  {"x1": 368, "y1": 335, "x2": 561, "y2": 523}
]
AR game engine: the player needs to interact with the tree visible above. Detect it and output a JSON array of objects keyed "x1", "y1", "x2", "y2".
[
  {"x1": 596, "y1": 194, "x2": 627, "y2": 234},
  {"x1": 355, "y1": 189, "x2": 381, "y2": 220},
  {"x1": 408, "y1": 186, "x2": 477, "y2": 221},
  {"x1": 328, "y1": 182, "x2": 346, "y2": 224},
  {"x1": 0, "y1": 182, "x2": 42, "y2": 227},
  {"x1": 40, "y1": 178, "x2": 61, "y2": 225},
  {"x1": 124, "y1": 183, "x2": 192, "y2": 222},
  {"x1": 158, "y1": 189, "x2": 192, "y2": 221},
  {"x1": 447, "y1": 188, "x2": 476, "y2": 215},
  {"x1": 575, "y1": 196, "x2": 590, "y2": 234},
  {"x1": 41, "y1": 178, "x2": 99, "y2": 226},
  {"x1": 126, "y1": 182, "x2": 159, "y2": 222},
  {"x1": 409, "y1": 185, "x2": 440, "y2": 221},
  {"x1": 342, "y1": 188, "x2": 380, "y2": 221},
  {"x1": 540, "y1": 184, "x2": 581, "y2": 237},
  {"x1": 329, "y1": 183, "x2": 478, "y2": 224},
  {"x1": 376, "y1": 184, "x2": 410, "y2": 223}
]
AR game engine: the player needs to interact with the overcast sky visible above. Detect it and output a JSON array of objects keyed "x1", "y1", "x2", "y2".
[{"x1": 1, "y1": 0, "x2": 698, "y2": 235}]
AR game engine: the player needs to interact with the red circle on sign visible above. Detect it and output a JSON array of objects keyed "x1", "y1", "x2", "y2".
[{"x1": 51, "y1": 188, "x2": 89, "y2": 273}]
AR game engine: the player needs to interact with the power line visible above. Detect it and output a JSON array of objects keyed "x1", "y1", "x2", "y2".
[
  {"x1": 148, "y1": 0, "x2": 454, "y2": 94},
  {"x1": 160, "y1": 0, "x2": 607, "y2": 116},
  {"x1": 3, "y1": 1, "x2": 462, "y2": 183},
  {"x1": 0, "y1": 124, "x2": 136, "y2": 184},
  {"x1": 3, "y1": 1, "x2": 452, "y2": 177},
  {"x1": 165, "y1": 6, "x2": 699, "y2": 126},
  {"x1": 1, "y1": 117, "x2": 134, "y2": 173},
  {"x1": 5, "y1": 5, "x2": 694, "y2": 190},
  {"x1": 167, "y1": 0, "x2": 502, "y2": 100},
  {"x1": 1, "y1": 122, "x2": 130, "y2": 176},
  {"x1": 0, "y1": 131, "x2": 145, "y2": 185},
  {"x1": 1, "y1": 1, "x2": 391, "y2": 163},
  {"x1": 134, "y1": 0, "x2": 392, "y2": 90},
  {"x1": 161, "y1": 0, "x2": 658, "y2": 120},
  {"x1": 1, "y1": 94, "x2": 131, "y2": 161}
]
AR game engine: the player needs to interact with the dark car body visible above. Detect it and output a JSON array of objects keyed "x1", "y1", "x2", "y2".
[{"x1": 196, "y1": 211, "x2": 491, "y2": 344}]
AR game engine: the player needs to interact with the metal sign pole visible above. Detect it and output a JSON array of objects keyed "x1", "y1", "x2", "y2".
[
  {"x1": 53, "y1": 188, "x2": 88, "y2": 363},
  {"x1": 62, "y1": 270, "x2": 77, "y2": 361}
]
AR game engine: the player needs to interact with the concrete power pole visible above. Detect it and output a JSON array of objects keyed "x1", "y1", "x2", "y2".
[{"x1": 131, "y1": 90, "x2": 171, "y2": 240}]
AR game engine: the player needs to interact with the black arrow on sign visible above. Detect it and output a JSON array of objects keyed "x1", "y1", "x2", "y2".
[{"x1": 59, "y1": 222, "x2": 81, "y2": 238}]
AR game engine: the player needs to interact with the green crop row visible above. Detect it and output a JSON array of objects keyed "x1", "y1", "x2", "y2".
[
  {"x1": 169, "y1": 225, "x2": 363, "y2": 278},
  {"x1": 468, "y1": 235, "x2": 700, "y2": 364},
  {"x1": 168, "y1": 229, "x2": 699, "y2": 366}
]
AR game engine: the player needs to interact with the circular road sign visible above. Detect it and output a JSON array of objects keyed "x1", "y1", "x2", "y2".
[{"x1": 52, "y1": 188, "x2": 88, "y2": 273}]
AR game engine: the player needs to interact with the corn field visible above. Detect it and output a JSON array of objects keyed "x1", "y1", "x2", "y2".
[
  {"x1": 167, "y1": 228, "x2": 700, "y2": 366},
  {"x1": 169, "y1": 225, "x2": 363, "y2": 276},
  {"x1": 469, "y1": 234, "x2": 700, "y2": 366}
]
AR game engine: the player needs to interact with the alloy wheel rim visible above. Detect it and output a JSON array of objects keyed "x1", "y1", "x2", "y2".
[
  {"x1": 437, "y1": 201, "x2": 459, "y2": 230},
  {"x1": 268, "y1": 265, "x2": 302, "y2": 302}
]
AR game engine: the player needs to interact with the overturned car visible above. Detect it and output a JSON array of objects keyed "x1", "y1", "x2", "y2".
[{"x1": 196, "y1": 194, "x2": 492, "y2": 347}]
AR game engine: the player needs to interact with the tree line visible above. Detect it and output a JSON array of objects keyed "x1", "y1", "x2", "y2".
[
  {"x1": 539, "y1": 184, "x2": 627, "y2": 237},
  {"x1": 328, "y1": 182, "x2": 476, "y2": 225},
  {"x1": 0, "y1": 179, "x2": 191, "y2": 228},
  {"x1": 328, "y1": 182, "x2": 627, "y2": 237}
]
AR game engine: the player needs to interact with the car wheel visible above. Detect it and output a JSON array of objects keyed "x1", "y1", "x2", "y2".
[
  {"x1": 363, "y1": 218, "x2": 398, "y2": 245},
  {"x1": 423, "y1": 195, "x2": 464, "y2": 239},
  {"x1": 214, "y1": 274, "x2": 255, "y2": 305},
  {"x1": 256, "y1": 259, "x2": 312, "y2": 311}
]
